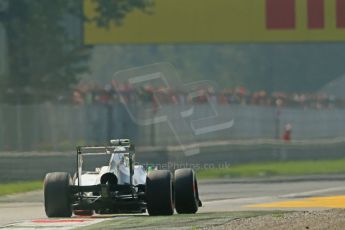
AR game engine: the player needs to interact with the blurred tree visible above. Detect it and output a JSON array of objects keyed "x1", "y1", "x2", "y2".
[{"x1": 0, "y1": 0, "x2": 152, "y2": 103}]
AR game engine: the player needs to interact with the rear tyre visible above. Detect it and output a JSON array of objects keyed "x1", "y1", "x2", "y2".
[
  {"x1": 44, "y1": 172, "x2": 72, "y2": 217},
  {"x1": 146, "y1": 170, "x2": 174, "y2": 215},
  {"x1": 174, "y1": 168, "x2": 199, "y2": 214}
]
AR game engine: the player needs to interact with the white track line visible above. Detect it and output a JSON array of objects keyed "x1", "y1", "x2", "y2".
[{"x1": 279, "y1": 186, "x2": 345, "y2": 199}]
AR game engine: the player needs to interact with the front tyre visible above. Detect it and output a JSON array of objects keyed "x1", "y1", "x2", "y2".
[
  {"x1": 146, "y1": 170, "x2": 174, "y2": 215},
  {"x1": 44, "y1": 172, "x2": 72, "y2": 217},
  {"x1": 174, "y1": 168, "x2": 200, "y2": 214}
]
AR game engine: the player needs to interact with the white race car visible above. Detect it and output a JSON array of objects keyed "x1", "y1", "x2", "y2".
[{"x1": 43, "y1": 139, "x2": 202, "y2": 216}]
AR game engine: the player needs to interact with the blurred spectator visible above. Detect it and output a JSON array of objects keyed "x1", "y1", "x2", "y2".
[
  {"x1": 282, "y1": 123, "x2": 292, "y2": 142},
  {"x1": 68, "y1": 81, "x2": 344, "y2": 109},
  {"x1": 72, "y1": 90, "x2": 84, "y2": 105}
]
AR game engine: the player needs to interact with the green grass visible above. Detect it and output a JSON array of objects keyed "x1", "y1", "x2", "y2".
[
  {"x1": 0, "y1": 181, "x2": 42, "y2": 196},
  {"x1": 197, "y1": 158, "x2": 345, "y2": 179}
]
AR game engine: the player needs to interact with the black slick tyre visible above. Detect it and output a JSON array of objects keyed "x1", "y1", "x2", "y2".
[
  {"x1": 146, "y1": 170, "x2": 174, "y2": 215},
  {"x1": 44, "y1": 172, "x2": 72, "y2": 217},
  {"x1": 174, "y1": 168, "x2": 199, "y2": 214}
]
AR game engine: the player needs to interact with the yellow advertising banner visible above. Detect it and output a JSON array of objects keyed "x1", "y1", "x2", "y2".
[{"x1": 84, "y1": 0, "x2": 345, "y2": 44}]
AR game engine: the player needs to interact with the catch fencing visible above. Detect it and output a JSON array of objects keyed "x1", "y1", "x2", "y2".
[{"x1": 0, "y1": 104, "x2": 345, "y2": 151}]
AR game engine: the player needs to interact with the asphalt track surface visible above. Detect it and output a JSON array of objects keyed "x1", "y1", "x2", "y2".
[{"x1": 1, "y1": 178, "x2": 345, "y2": 229}]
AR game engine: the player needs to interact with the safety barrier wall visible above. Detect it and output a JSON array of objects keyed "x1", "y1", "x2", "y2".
[{"x1": 1, "y1": 140, "x2": 345, "y2": 182}]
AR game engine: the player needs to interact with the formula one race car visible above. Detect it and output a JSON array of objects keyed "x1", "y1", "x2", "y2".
[{"x1": 43, "y1": 139, "x2": 202, "y2": 217}]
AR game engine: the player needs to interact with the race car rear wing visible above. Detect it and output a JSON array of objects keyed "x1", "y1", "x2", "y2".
[{"x1": 77, "y1": 139, "x2": 135, "y2": 155}]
